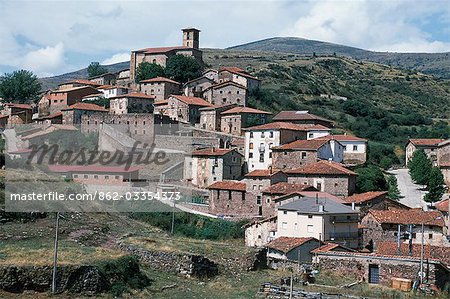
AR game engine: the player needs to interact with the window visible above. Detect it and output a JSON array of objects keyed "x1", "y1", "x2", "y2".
[
  {"x1": 301, "y1": 152, "x2": 307, "y2": 159},
  {"x1": 429, "y1": 233, "x2": 433, "y2": 239},
  {"x1": 228, "y1": 191, "x2": 232, "y2": 200},
  {"x1": 249, "y1": 153, "x2": 253, "y2": 158},
  {"x1": 115, "y1": 176, "x2": 120, "y2": 180},
  {"x1": 316, "y1": 182, "x2": 322, "y2": 191},
  {"x1": 261, "y1": 132, "x2": 265, "y2": 138},
  {"x1": 73, "y1": 174, "x2": 78, "y2": 178},
  {"x1": 281, "y1": 222, "x2": 287, "y2": 229},
  {"x1": 84, "y1": 175, "x2": 88, "y2": 179},
  {"x1": 256, "y1": 196, "x2": 261, "y2": 205},
  {"x1": 283, "y1": 211, "x2": 287, "y2": 214},
  {"x1": 308, "y1": 215, "x2": 313, "y2": 219},
  {"x1": 249, "y1": 142, "x2": 254, "y2": 149},
  {"x1": 250, "y1": 132, "x2": 253, "y2": 138},
  {"x1": 307, "y1": 225, "x2": 314, "y2": 233},
  {"x1": 94, "y1": 175, "x2": 98, "y2": 179},
  {"x1": 308, "y1": 133, "x2": 314, "y2": 139},
  {"x1": 412, "y1": 233, "x2": 417, "y2": 239},
  {"x1": 253, "y1": 185, "x2": 257, "y2": 190},
  {"x1": 105, "y1": 176, "x2": 109, "y2": 180},
  {"x1": 294, "y1": 223, "x2": 298, "y2": 230},
  {"x1": 353, "y1": 145, "x2": 358, "y2": 151},
  {"x1": 259, "y1": 153, "x2": 264, "y2": 162},
  {"x1": 269, "y1": 131, "x2": 274, "y2": 138}
]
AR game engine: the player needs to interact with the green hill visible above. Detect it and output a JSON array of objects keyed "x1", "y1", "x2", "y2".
[{"x1": 228, "y1": 37, "x2": 450, "y2": 79}]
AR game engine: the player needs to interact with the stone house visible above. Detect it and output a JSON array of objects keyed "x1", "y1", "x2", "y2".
[
  {"x1": 272, "y1": 110, "x2": 333, "y2": 128},
  {"x1": 3, "y1": 103, "x2": 33, "y2": 126},
  {"x1": 437, "y1": 139, "x2": 450, "y2": 166},
  {"x1": 202, "y1": 81, "x2": 247, "y2": 106},
  {"x1": 199, "y1": 104, "x2": 236, "y2": 131},
  {"x1": 218, "y1": 66, "x2": 261, "y2": 91},
  {"x1": 184, "y1": 148, "x2": 243, "y2": 188},
  {"x1": 161, "y1": 95, "x2": 212, "y2": 124},
  {"x1": 183, "y1": 76, "x2": 215, "y2": 98},
  {"x1": 35, "y1": 111, "x2": 63, "y2": 124},
  {"x1": 244, "y1": 215, "x2": 277, "y2": 247},
  {"x1": 313, "y1": 241, "x2": 450, "y2": 290},
  {"x1": 220, "y1": 106, "x2": 271, "y2": 136},
  {"x1": 202, "y1": 69, "x2": 218, "y2": 82},
  {"x1": 58, "y1": 79, "x2": 101, "y2": 90},
  {"x1": 360, "y1": 209, "x2": 447, "y2": 249},
  {"x1": 441, "y1": 162, "x2": 450, "y2": 187},
  {"x1": 130, "y1": 28, "x2": 203, "y2": 82},
  {"x1": 315, "y1": 134, "x2": 367, "y2": 165},
  {"x1": 436, "y1": 199, "x2": 449, "y2": 235},
  {"x1": 405, "y1": 138, "x2": 445, "y2": 166},
  {"x1": 115, "y1": 69, "x2": 132, "y2": 87},
  {"x1": 244, "y1": 122, "x2": 310, "y2": 172},
  {"x1": 206, "y1": 180, "x2": 258, "y2": 218},
  {"x1": 40, "y1": 86, "x2": 100, "y2": 116},
  {"x1": 285, "y1": 160, "x2": 357, "y2": 197},
  {"x1": 97, "y1": 85, "x2": 130, "y2": 99},
  {"x1": 271, "y1": 139, "x2": 344, "y2": 170},
  {"x1": 61, "y1": 102, "x2": 108, "y2": 125},
  {"x1": 109, "y1": 92, "x2": 155, "y2": 114},
  {"x1": 139, "y1": 77, "x2": 181, "y2": 101},
  {"x1": 277, "y1": 198, "x2": 360, "y2": 248},
  {"x1": 267, "y1": 237, "x2": 322, "y2": 266},
  {"x1": 341, "y1": 191, "x2": 409, "y2": 217},
  {"x1": 88, "y1": 73, "x2": 117, "y2": 86}
]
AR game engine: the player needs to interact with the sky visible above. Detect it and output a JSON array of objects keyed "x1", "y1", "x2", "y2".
[{"x1": 0, "y1": 0, "x2": 449, "y2": 77}]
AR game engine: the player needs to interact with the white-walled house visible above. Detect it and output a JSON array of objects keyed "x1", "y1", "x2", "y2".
[
  {"x1": 98, "y1": 86, "x2": 130, "y2": 99},
  {"x1": 315, "y1": 135, "x2": 367, "y2": 165},
  {"x1": 305, "y1": 125, "x2": 331, "y2": 140},
  {"x1": 277, "y1": 197, "x2": 360, "y2": 248}
]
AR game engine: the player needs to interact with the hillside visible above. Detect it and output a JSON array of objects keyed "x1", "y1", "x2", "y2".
[{"x1": 228, "y1": 37, "x2": 450, "y2": 79}]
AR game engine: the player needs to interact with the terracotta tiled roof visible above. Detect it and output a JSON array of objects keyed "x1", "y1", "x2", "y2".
[
  {"x1": 243, "y1": 121, "x2": 310, "y2": 131},
  {"x1": 48, "y1": 165, "x2": 141, "y2": 173},
  {"x1": 99, "y1": 85, "x2": 129, "y2": 90},
  {"x1": 242, "y1": 215, "x2": 277, "y2": 229},
  {"x1": 376, "y1": 241, "x2": 450, "y2": 267},
  {"x1": 409, "y1": 138, "x2": 445, "y2": 147},
  {"x1": 440, "y1": 162, "x2": 450, "y2": 167},
  {"x1": 310, "y1": 243, "x2": 355, "y2": 254},
  {"x1": 368, "y1": 209, "x2": 445, "y2": 227},
  {"x1": 316, "y1": 134, "x2": 367, "y2": 142},
  {"x1": 273, "y1": 111, "x2": 332, "y2": 123},
  {"x1": 139, "y1": 77, "x2": 180, "y2": 84},
  {"x1": 210, "y1": 81, "x2": 247, "y2": 90},
  {"x1": 343, "y1": 191, "x2": 388, "y2": 204},
  {"x1": 267, "y1": 237, "x2": 316, "y2": 253},
  {"x1": 37, "y1": 112, "x2": 63, "y2": 120},
  {"x1": 81, "y1": 93, "x2": 104, "y2": 99},
  {"x1": 244, "y1": 169, "x2": 283, "y2": 178},
  {"x1": 435, "y1": 199, "x2": 449, "y2": 212},
  {"x1": 262, "y1": 182, "x2": 317, "y2": 195},
  {"x1": 5, "y1": 103, "x2": 32, "y2": 109},
  {"x1": 272, "y1": 139, "x2": 329, "y2": 151},
  {"x1": 191, "y1": 148, "x2": 233, "y2": 157},
  {"x1": 286, "y1": 160, "x2": 357, "y2": 176},
  {"x1": 221, "y1": 107, "x2": 271, "y2": 115},
  {"x1": 109, "y1": 92, "x2": 156, "y2": 100},
  {"x1": 59, "y1": 79, "x2": 100, "y2": 86},
  {"x1": 207, "y1": 181, "x2": 246, "y2": 191},
  {"x1": 273, "y1": 191, "x2": 345, "y2": 204},
  {"x1": 154, "y1": 100, "x2": 169, "y2": 105},
  {"x1": 218, "y1": 66, "x2": 260, "y2": 80},
  {"x1": 135, "y1": 46, "x2": 192, "y2": 54},
  {"x1": 171, "y1": 95, "x2": 212, "y2": 107},
  {"x1": 62, "y1": 103, "x2": 108, "y2": 112}
]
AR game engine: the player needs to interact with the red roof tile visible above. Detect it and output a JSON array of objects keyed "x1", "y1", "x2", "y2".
[
  {"x1": 171, "y1": 95, "x2": 212, "y2": 107},
  {"x1": 59, "y1": 79, "x2": 100, "y2": 86},
  {"x1": 273, "y1": 191, "x2": 345, "y2": 204},
  {"x1": 409, "y1": 138, "x2": 445, "y2": 146},
  {"x1": 207, "y1": 181, "x2": 246, "y2": 191},
  {"x1": 139, "y1": 77, "x2": 180, "y2": 84},
  {"x1": 262, "y1": 182, "x2": 317, "y2": 195},
  {"x1": 191, "y1": 148, "x2": 234, "y2": 157},
  {"x1": 62, "y1": 103, "x2": 108, "y2": 112},
  {"x1": 244, "y1": 169, "x2": 283, "y2": 178},
  {"x1": 343, "y1": 191, "x2": 388, "y2": 204},
  {"x1": 154, "y1": 100, "x2": 169, "y2": 105},
  {"x1": 218, "y1": 66, "x2": 260, "y2": 80},
  {"x1": 310, "y1": 243, "x2": 355, "y2": 254},
  {"x1": 368, "y1": 209, "x2": 445, "y2": 227},
  {"x1": 110, "y1": 92, "x2": 156, "y2": 100},
  {"x1": 272, "y1": 139, "x2": 329, "y2": 151},
  {"x1": 316, "y1": 134, "x2": 367, "y2": 142},
  {"x1": 209, "y1": 81, "x2": 247, "y2": 90},
  {"x1": 48, "y1": 165, "x2": 141, "y2": 173},
  {"x1": 286, "y1": 160, "x2": 357, "y2": 176},
  {"x1": 267, "y1": 237, "x2": 317, "y2": 253},
  {"x1": 243, "y1": 121, "x2": 311, "y2": 131},
  {"x1": 273, "y1": 111, "x2": 332, "y2": 123},
  {"x1": 221, "y1": 107, "x2": 271, "y2": 115},
  {"x1": 435, "y1": 199, "x2": 449, "y2": 212},
  {"x1": 5, "y1": 103, "x2": 32, "y2": 109}
]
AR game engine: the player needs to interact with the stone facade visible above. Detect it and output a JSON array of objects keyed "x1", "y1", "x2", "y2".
[
  {"x1": 202, "y1": 81, "x2": 247, "y2": 106},
  {"x1": 139, "y1": 77, "x2": 180, "y2": 101},
  {"x1": 109, "y1": 93, "x2": 155, "y2": 115},
  {"x1": 40, "y1": 86, "x2": 100, "y2": 116},
  {"x1": 244, "y1": 216, "x2": 277, "y2": 247},
  {"x1": 218, "y1": 67, "x2": 260, "y2": 91},
  {"x1": 183, "y1": 77, "x2": 215, "y2": 98},
  {"x1": 437, "y1": 140, "x2": 450, "y2": 166},
  {"x1": 220, "y1": 108, "x2": 270, "y2": 136},
  {"x1": 89, "y1": 73, "x2": 116, "y2": 86},
  {"x1": 287, "y1": 174, "x2": 356, "y2": 197},
  {"x1": 199, "y1": 104, "x2": 236, "y2": 131}
]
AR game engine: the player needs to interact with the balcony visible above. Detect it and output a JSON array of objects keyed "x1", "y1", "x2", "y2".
[
  {"x1": 330, "y1": 216, "x2": 359, "y2": 223},
  {"x1": 328, "y1": 232, "x2": 359, "y2": 240}
]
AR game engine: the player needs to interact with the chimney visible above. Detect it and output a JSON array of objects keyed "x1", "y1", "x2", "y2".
[{"x1": 351, "y1": 202, "x2": 355, "y2": 210}]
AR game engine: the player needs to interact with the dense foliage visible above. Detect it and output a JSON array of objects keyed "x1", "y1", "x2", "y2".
[
  {"x1": 424, "y1": 167, "x2": 445, "y2": 203},
  {"x1": 165, "y1": 55, "x2": 203, "y2": 83},
  {"x1": 408, "y1": 149, "x2": 432, "y2": 186},
  {"x1": 387, "y1": 175, "x2": 401, "y2": 200},
  {"x1": 130, "y1": 212, "x2": 246, "y2": 240},
  {"x1": 355, "y1": 165, "x2": 388, "y2": 193},
  {"x1": 87, "y1": 62, "x2": 108, "y2": 78},
  {"x1": 134, "y1": 62, "x2": 165, "y2": 83},
  {"x1": 0, "y1": 70, "x2": 41, "y2": 103}
]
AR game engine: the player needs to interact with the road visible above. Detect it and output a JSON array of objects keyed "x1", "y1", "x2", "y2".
[{"x1": 390, "y1": 168, "x2": 428, "y2": 210}]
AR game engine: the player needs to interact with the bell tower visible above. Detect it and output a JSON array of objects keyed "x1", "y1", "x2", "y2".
[{"x1": 182, "y1": 28, "x2": 200, "y2": 49}]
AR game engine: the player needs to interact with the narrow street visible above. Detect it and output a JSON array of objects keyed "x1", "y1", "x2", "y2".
[{"x1": 389, "y1": 168, "x2": 428, "y2": 210}]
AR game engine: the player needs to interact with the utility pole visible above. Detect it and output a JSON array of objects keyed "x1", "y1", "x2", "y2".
[
  {"x1": 408, "y1": 224, "x2": 413, "y2": 256},
  {"x1": 397, "y1": 224, "x2": 401, "y2": 255},
  {"x1": 52, "y1": 212, "x2": 60, "y2": 294},
  {"x1": 420, "y1": 223, "x2": 424, "y2": 285},
  {"x1": 170, "y1": 200, "x2": 175, "y2": 234}
]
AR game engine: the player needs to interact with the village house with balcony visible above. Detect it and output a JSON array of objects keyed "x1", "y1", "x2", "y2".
[
  {"x1": 184, "y1": 148, "x2": 243, "y2": 188},
  {"x1": 276, "y1": 197, "x2": 360, "y2": 248}
]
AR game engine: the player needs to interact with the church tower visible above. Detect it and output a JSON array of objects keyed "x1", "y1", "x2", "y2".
[{"x1": 182, "y1": 28, "x2": 200, "y2": 49}]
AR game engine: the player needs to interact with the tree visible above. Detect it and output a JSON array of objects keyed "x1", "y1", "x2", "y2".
[
  {"x1": 408, "y1": 149, "x2": 432, "y2": 185},
  {"x1": 387, "y1": 175, "x2": 401, "y2": 200},
  {"x1": 135, "y1": 62, "x2": 165, "y2": 83},
  {"x1": 165, "y1": 55, "x2": 202, "y2": 83},
  {"x1": 355, "y1": 165, "x2": 388, "y2": 193},
  {"x1": 87, "y1": 62, "x2": 108, "y2": 78},
  {"x1": 0, "y1": 70, "x2": 41, "y2": 103},
  {"x1": 424, "y1": 167, "x2": 445, "y2": 203}
]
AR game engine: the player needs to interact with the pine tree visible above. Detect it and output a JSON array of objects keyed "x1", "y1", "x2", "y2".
[
  {"x1": 408, "y1": 149, "x2": 432, "y2": 185},
  {"x1": 424, "y1": 167, "x2": 445, "y2": 203},
  {"x1": 387, "y1": 175, "x2": 401, "y2": 200}
]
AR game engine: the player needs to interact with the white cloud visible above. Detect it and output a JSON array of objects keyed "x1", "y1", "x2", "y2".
[
  {"x1": 21, "y1": 43, "x2": 66, "y2": 77},
  {"x1": 101, "y1": 52, "x2": 130, "y2": 65}
]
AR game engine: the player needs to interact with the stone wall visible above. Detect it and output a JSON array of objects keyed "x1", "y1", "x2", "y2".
[{"x1": 272, "y1": 150, "x2": 318, "y2": 170}]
